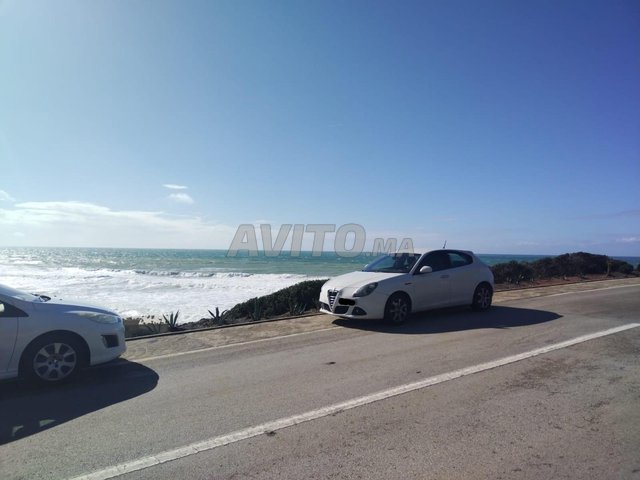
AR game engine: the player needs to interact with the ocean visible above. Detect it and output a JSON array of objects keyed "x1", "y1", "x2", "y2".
[{"x1": 1, "y1": 247, "x2": 638, "y2": 322}]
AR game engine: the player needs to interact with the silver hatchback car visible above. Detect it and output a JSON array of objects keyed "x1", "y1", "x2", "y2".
[{"x1": 0, "y1": 283, "x2": 126, "y2": 384}]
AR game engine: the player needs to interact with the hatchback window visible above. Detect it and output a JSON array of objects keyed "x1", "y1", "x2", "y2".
[
  {"x1": 448, "y1": 252, "x2": 473, "y2": 268},
  {"x1": 417, "y1": 251, "x2": 451, "y2": 272},
  {"x1": 0, "y1": 300, "x2": 28, "y2": 317}
]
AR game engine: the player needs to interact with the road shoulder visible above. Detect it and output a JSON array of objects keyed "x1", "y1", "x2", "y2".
[{"x1": 123, "y1": 277, "x2": 640, "y2": 362}]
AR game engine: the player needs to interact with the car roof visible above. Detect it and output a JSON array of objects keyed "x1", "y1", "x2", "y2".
[{"x1": 424, "y1": 249, "x2": 475, "y2": 255}]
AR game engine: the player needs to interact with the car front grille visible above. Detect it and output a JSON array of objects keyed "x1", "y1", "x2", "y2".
[{"x1": 327, "y1": 289, "x2": 338, "y2": 309}]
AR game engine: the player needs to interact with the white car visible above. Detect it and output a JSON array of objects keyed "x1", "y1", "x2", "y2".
[
  {"x1": 319, "y1": 250, "x2": 494, "y2": 324},
  {"x1": 0, "y1": 284, "x2": 126, "y2": 384}
]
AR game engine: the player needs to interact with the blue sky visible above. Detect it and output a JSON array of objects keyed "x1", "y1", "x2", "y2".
[{"x1": 0, "y1": 0, "x2": 638, "y2": 255}]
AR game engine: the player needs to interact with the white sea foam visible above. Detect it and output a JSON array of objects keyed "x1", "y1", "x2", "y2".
[{"x1": 1, "y1": 265, "x2": 320, "y2": 323}]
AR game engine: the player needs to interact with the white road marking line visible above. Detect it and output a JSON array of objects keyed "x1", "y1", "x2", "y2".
[
  {"x1": 543, "y1": 283, "x2": 640, "y2": 298},
  {"x1": 68, "y1": 322, "x2": 640, "y2": 480},
  {"x1": 129, "y1": 326, "x2": 341, "y2": 363}
]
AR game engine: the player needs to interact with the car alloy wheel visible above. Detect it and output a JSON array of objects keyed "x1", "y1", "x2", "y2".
[
  {"x1": 385, "y1": 293, "x2": 411, "y2": 324},
  {"x1": 33, "y1": 342, "x2": 78, "y2": 382},
  {"x1": 472, "y1": 284, "x2": 493, "y2": 311},
  {"x1": 22, "y1": 334, "x2": 86, "y2": 384}
]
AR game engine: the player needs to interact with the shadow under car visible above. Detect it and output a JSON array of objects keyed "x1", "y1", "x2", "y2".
[
  {"x1": 332, "y1": 305, "x2": 562, "y2": 335},
  {"x1": 0, "y1": 359, "x2": 158, "y2": 445}
]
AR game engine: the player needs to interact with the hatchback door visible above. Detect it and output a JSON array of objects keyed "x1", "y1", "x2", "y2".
[
  {"x1": 409, "y1": 251, "x2": 452, "y2": 311},
  {"x1": 444, "y1": 251, "x2": 479, "y2": 305},
  {"x1": 410, "y1": 272, "x2": 450, "y2": 311}
]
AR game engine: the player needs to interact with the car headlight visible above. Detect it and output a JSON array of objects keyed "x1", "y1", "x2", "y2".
[
  {"x1": 353, "y1": 282, "x2": 378, "y2": 297},
  {"x1": 70, "y1": 311, "x2": 122, "y2": 324}
]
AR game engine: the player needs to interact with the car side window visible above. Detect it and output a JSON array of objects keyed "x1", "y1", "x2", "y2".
[
  {"x1": 447, "y1": 252, "x2": 472, "y2": 268},
  {"x1": 417, "y1": 251, "x2": 451, "y2": 272}
]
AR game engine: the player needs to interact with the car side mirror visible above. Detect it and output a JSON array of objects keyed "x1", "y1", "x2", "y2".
[
  {"x1": 0, "y1": 303, "x2": 4, "y2": 315},
  {"x1": 419, "y1": 266, "x2": 433, "y2": 274}
]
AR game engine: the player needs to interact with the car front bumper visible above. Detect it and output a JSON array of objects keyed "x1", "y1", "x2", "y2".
[
  {"x1": 87, "y1": 322, "x2": 127, "y2": 365},
  {"x1": 318, "y1": 288, "x2": 388, "y2": 320}
]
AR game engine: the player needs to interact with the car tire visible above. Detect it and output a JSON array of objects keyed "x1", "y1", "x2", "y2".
[
  {"x1": 384, "y1": 293, "x2": 411, "y2": 324},
  {"x1": 471, "y1": 283, "x2": 493, "y2": 311},
  {"x1": 20, "y1": 333, "x2": 87, "y2": 385}
]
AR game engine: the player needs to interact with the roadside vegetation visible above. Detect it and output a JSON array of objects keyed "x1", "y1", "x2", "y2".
[
  {"x1": 491, "y1": 252, "x2": 637, "y2": 285},
  {"x1": 491, "y1": 252, "x2": 640, "y2": 285},
  {"x1": 225, "y1": 279, "x2": 326, "y2": 322},
  {"x1": 124, "y1": 279, "x2": 327, "y2": 338},
  {"x1": 124, "y1": 252, "x2": 638, "y2": 338}
]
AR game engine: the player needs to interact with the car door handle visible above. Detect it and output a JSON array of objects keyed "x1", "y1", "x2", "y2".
[{"x1": 440, "y1": 274, "x2": 449, "y2": 279}]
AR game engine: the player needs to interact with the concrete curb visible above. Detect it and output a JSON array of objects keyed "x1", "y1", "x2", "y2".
[{"x1": 125, "y1": 312, "x2": 321, "y2": 342}]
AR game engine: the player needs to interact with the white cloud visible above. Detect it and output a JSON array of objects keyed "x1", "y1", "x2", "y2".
[
  {"x1": 168, "y1": 193, "x2": 195, "y2": 205},
  {"x1": 163, "y1": 184, "x2": 188, "y2": 190},
  {"x1": 0, "y1": 189, "x2": 16, "y2": 202},
  {"x1": 0, "y1": 201, "x2": 235, "y2": 248},
  {"x1": 617, "y1": 236, "x2": 640, "y2": 243}
]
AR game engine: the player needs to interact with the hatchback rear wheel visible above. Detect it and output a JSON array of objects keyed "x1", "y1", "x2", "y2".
[{"x1": 472, "y1": 283, "x2": 493, "y2": 311}]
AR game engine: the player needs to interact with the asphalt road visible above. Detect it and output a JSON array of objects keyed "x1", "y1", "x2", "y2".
[{"x1": 1, "y1": 283, "x2": 639, "y2": 480}]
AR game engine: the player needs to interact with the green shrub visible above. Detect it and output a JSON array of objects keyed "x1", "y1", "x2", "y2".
[
  {"x1": 551, "y1": 252, "x2": 609, "y2": 276},
  {"x1": 610, "y1": 260, "x2": 634, "y2": 275},
  {"x1": 491, "y1": 252, "x2": 635, "y2": 283},
  {"x1": 491, "y1": 261, "x2": 534, "y2": 284},
  {"x1": 143, "y1": 321, "x2": 166, "y2": 335},
  {"x1": 226, "y1": 279, "x2": 327, "y2": 321},
  {"x1": 250, "y1": 298, "x2": 263, "y2": 321},
  {"x1": 621, "y1": 263, "x2": 634, "y2": 275},
  {"x1": 288, "y1": 301, "x2": 307, "y2": 316},
  {"x1": 529, "y1": 256, "x2": 556, "y2": 278}
]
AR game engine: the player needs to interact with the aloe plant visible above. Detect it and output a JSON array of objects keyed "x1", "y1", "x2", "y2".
[
  {"x1": 208, "y1": 307, "x2": 229, "y2": 326},
  {"x1": 162, "y1": 310, "x2": 181, "y2": 331}
]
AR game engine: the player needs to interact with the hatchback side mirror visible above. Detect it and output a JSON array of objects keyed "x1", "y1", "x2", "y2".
[{"x1": 419, "y1": 266, "x2": 433, "y2": 274}]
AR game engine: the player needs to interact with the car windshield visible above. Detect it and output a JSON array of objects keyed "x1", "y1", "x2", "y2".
[
  {"x1": 362, "y1": 253, "x2": 421, "y2": 273},
  {"x1": 0, "y1": 283, "x2": 41, "y2": 302}
]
